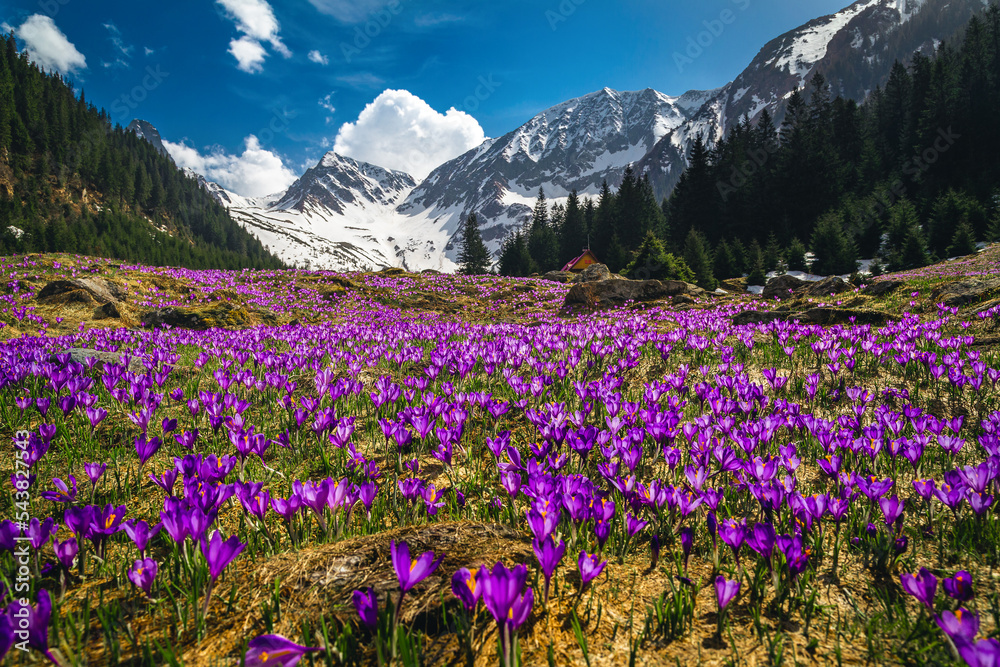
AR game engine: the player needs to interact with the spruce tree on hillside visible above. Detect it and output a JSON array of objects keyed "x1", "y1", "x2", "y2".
[
  {"x1": 884, "y1": 199, "x2": 931, "y2": 271},
  {"x1": 527, "y1": 187, "x2": 559, "y2": 271},
  {"x1": 947, "y1": 220, "x2": 978, "y2": 258},
  {"x1": 786, "y1": 238, "x2": 808, "y2": 272},
  {"x1": 683, "y1": 229, "x2": 717, "y2": 290},
  {"x1": 810, "y1": 211, "x2": 858, "y2": 275},
  {"x1": 605, "y1": 233, "x2": 628, "y2": 273},
  {"x1": 624, "y1": 232, "x2": 694, "y2": 282},
  {"x1": 498, "y1": 228, "x2": 537, "y2": 277},
  {"x1": 559, "y1": 190, "x2": 587, "y2": 266},
  {"x1": 763, "y1": 232, "x2": 783, "y2": 274},
  {"x1": 458, "y1": 213, "x2": 491, "y2": 275},
  {"x1": 713, "y1": 239, "x2": 738, "y2": 281},
  {"x1": 592, "y1": 180, "x2": 617, "y2": 251},
  {"x1": 989, "y1": 207, "x2": 1000, "y2": 242},
  {"x1": 747, "y1": 239, "x2": 767, "y2": 286},
  {"x1": 666, "y1": 134, "x2": 715, "y2": 246}
]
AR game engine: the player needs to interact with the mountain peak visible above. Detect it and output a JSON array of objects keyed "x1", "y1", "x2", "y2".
[{"x1": 127, "y1": 119, "x2": 171, "y2": 160}]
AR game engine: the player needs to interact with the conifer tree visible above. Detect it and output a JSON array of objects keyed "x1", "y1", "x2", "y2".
[
  {"x1": 559, "y1": 190, "x2": 587, "y2": 266},
  {"x1": 747, "y1": 239, "x2": 767, "y2": 286},
  {"x1": 786, "y1": 237, "x2": 808, "y2": 272},
  {"x1": 624, "y1": 231, "x2": 694, "y2": 282},
  {"x1": 946, "y1": 219, "x2": 977, "y2": 258},
  {"x1": 713, "y1": 238, "x2": 738, "y2": 281},
  {"x1": 498, "y1": 228, "x2": 536, "y2": 277},
  {"x1": 458, "y1": 213, "x2": 491, "y2": 275},
  {"x1": 810, "y1": 211, "x2": 858, "y2": 275},
  {"x1": 683, "y1": 229, "x2": 716, "y2": 290},
  {"x1": 605, "y1": 233, "x2": 628, "y2": 273},
  {"x1": 884, "y1": 199, "x2": 931, "y2": 271}
]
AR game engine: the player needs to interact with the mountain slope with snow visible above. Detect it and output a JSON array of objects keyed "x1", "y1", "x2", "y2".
[
  {"x1": 192, "y1": 152, "x2": 456, "y2": 272},
  {"x1": 131, "y1": 0, "x2": 988, "y2": 271}
]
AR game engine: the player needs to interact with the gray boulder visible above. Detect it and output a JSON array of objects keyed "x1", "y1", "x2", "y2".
[
  {"x1": 862, "y1": 280, "x2": 905, "y2": 297},
  {"x1": 571, "y1": 264, "x2": 624, "y2": 284},
  {"x1": 799, "y1": 276, "x2": 851, "y2": 297},
  {"x1": 542, "y1": 271, "x2": 575, "y2": 284},
  {"x1": 931, "y1": 278, "x2": 1000, "y2": 307},
  {"x1": 762, "y1": 274, "x2": 806, "y2": 301},
  {"x1": 565, "y1": 279, "x2": 704, "y2": 308},
  {"x1": 37, "y1": 277, "x2": 126, "y2": 304}
]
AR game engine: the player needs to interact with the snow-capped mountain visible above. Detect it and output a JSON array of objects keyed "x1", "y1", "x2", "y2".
[
  {"x1": 127, "y1": 120, "x2": 171, "y2": 159},
  {"x1": 132, "y1": 0, "x2": 988, "y2": 271},
  {"x1": 195, "y1": 152, "x2": 456, "y2": 272},
  {"x1": 403, "y1": 0, "x2": 987, "y2": 262},
  {"x1": 398, "y1": 87, "x2": 716, "y2": 256}
]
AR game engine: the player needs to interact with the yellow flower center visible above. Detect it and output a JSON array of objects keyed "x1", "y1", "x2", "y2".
[{"x1": 105, "y1": 514, "x2": 116, "y2": 530}]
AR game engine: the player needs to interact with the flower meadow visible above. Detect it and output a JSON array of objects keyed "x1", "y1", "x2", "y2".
[{"x1": 1, "y1": 254, "x2": 1000, "y2": 665}]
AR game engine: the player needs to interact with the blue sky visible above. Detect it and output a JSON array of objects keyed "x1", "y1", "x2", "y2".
[{"x1": 1, "y1": 0, "x2": 853, "y2": 195}]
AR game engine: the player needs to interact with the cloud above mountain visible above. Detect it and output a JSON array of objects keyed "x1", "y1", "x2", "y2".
[
  {"x1": 333, "y1": 89, "x2": 485, "y2": 179},
  {"x1": 9, "y1": 15, "x2": 87, "y2": 75},
  {"x1": 216, "y1": 0, "x2": 290, "y2": 73},
  {"x1": 163, "y1": 135, "x2": 297, "y2": 198}
]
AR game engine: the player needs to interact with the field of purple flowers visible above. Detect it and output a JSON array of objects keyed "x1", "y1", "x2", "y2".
[{"x1": 1, "y1": 252, "x2": 1000, "y2": 666}]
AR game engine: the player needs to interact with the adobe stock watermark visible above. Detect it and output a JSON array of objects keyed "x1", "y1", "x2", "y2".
[
  {"x1": 11, "y1": 429, "x2": 36, "y2": 656},
  {"x1": 37, "y1": 0, "x2": 69, "y2": 18},
  {"x1": 717, "y1": 137, "x2": 780, "y2": 201},
  {"x1": 341, "y1": 0, "x2": 406, "y2": 64},
  {"x1": 110, "y1": 65, "x2": 170, "y2": 122},
  {"x1": 674, "y1": 0, "x2": 752, "y2": 73},
  {"x1": 546, "y1": 0, "x2": 587, "y2": 31},
  {"x1": 850, "y1": 126, "x2": 961, "y2": 236},
  {"x1": 456, "y1": 75, "x2": 501, "y2": 114}
]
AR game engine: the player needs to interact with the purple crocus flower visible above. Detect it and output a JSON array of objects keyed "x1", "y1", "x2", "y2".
[
  {"x1": 679, "y1": 527, "x2": 693, "y2": 570},
  {"x1": 480, "y1": 562, "x2": 533, "y2": 662},
  {"x1": 533, "y1": 536, "x2": 566, "y2": 604},
  {"x1": 746, "y1": 523, "x2": 776, "y2": 561},
  {"x1": 244, "y1": 634, "x2": 323, "y2": 667},
  {"x1": 122, "y1": 519, "x2": 162, "y2": 557},
  {"x1": 127, "y1": 558, "x2": 158, "y2": 598},
  {"x1": 135, "y1": 435, "x2": 162, "y2": 471},
  {"x1": 879, "y1": 495, "x2": 904, "y2": 529},
  {"x1": 943, "y1": 571, "x2": 974, "y2": 602},
  {"x1": 84, "y1": 463, "x2": 106, "y2": 494},
  {"x1": 53, "y1": 537, "x2": 78, "y2": 571},
  {"x1": 40, "y1": 476, "x2": 77, "y2": 503},
  {"x1": 85, "y1": 407, "x2": 107, "y2": 430},
  {"x1": 390, "y1": 540, "x2": 442, "y2": 593},
  {"x1": 578, "y1": 551, "x2": 607, "y2": 590},
  {"x1": 0, "y1": 614, "x2": 12, "y2": 662},
  {"x1": 718, "y1": 518, "x2": 747, "y2": 564},
  {"x1": 935, "y1": 608, "x2": 979, "y2": 643},
  {"x1": 7, "y1": 590, "x2": 57, "y2": 664},
  {"x1": 451, "y1": 567, "x2": 483, "y2": 612},
  {"x1": 956, "y1": 637, "x2": 1000, "y2": 667},
  {"x1": 352, "y1": 587, "x2": 378, "y2": 631},
  {"x1": 900, "y1": 567, "x2": 937, "y2": 609},
  {"x1": 201, "y1": 531, "x2": 246, "y2": 582},
  {"x1": 715, "y1": 575, "x2": 740, "y2": 611},
  {"x1": 63, "y1": 505, "x2": 94, "y2": 539},
  {"x1": 27, "y1": 518, "x2": 57, "y2": 550}
]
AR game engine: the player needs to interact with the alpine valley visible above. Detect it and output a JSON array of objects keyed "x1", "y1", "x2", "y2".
[{"x1": 138, "y1": 0, "x2": 989, "y2": 271}]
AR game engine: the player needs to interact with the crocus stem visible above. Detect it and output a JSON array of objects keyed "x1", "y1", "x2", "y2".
[{"x1": 202, "y1": 579, "x2": 214, "y2": 617}]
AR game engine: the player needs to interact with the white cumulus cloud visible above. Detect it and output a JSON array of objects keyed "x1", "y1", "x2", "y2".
[
  {"x1": 308, "y1": 49, "x2": 329, "y2": 65},
  {"x1": 13, "y1": 15, "x2": 87, "y2": 75},
  {"x1": 216, "y1": 0, "x2": 290, "y2": 73},
  {"x1": 163, "y1": 135, "x2": 298, "y2": 198},
  {"x1": 227, "y1": 35, "x2": 268, "y2": 73},
  {"x1": 333, "y1": 89, "x2": 485, "y2": 179}
]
